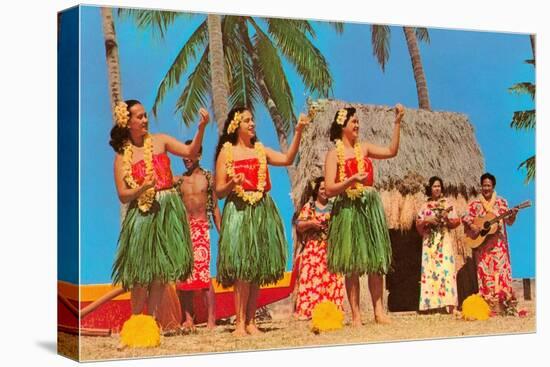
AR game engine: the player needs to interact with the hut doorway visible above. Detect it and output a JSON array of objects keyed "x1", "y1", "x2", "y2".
[{"x1": 386, "y1": 229, "x2": 423, "y2": 312}]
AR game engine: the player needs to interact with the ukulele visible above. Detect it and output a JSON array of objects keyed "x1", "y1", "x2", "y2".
[{"x1": 465, "y1": 200, "x2": 531, "y2": 249}]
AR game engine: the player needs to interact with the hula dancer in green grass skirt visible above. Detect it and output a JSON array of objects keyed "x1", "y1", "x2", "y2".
[
  {"x1": 109, "y1": 99, "x2": 209, "y2": 320},
  {"x1": 324, "y1": 104, "x2": 404, "y2": 327},
  {"x1": 214, "y1": 107, "x2": 310, "y2": 336}
]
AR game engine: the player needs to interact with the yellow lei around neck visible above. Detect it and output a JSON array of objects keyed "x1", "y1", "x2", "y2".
[
  {"x1": 122, "y1": 134, "x2": 155, "y2": 212},
  {"x1": 335, "y1": 139, "x2": 367, "y2": 200},
  {"x1": 224, "y1": 141, "x2": 267, "y2": 205}
]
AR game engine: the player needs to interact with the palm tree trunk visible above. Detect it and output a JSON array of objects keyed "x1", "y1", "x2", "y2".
[
  {"x1": 530, "y1": 34, "x2": 536, "y2": 65},
  {"x1": 238, "y1": 20, "x2": 296, "y2": 186},
  {"x1": 101, "y1": 7, "x2": 123, "y2": 123},
  {"x1": 207, "y1": 14, "x2": 229, "y2": 134},
  {"x1": 101, "y1": 7, "x2": 127, "y2": 223},
  {"x1": 403, "y1": 27, "x2": 431, "y2": 110}
]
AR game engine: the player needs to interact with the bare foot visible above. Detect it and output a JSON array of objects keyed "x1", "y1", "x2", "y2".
[
  {"x1": 116, "y1": 342, "x2": 127, "y2": 351},
  {"x1": 182, "y1": 320, "x2": 196, "y2": 333},
  {"x1": 374, "y1": 314, "x2": 391, "y2": 325},
  {"x1": 232, "y1": 326, "x2": 248, "y2": 337},
  {"x1": 206, "y1": 322, "x2": 217, "y2": 330},
  {"x1": 246, "y1": 323, "x2": 263, "y2": 335},
  {"x1": 162, "y1": 328, "x2": 180, "y2": 337},
  {"x1": 350, "y1": 317, "x2": 363, "y2": 327}
]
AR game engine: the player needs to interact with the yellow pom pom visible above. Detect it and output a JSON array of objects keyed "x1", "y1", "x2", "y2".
[
  {"x1": 120, "y1": 315, "x2": 161, "y2": 348},
  {"x1": 462, "y1": 294, "x2": 491, "y2": 321},
  {"x1": 311, "y1": 301, "x2": 344, "y2": 332}
]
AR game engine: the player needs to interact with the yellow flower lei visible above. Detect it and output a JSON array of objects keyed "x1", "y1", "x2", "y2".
[
  {"x1": 335, "y1": 139, "x2": 367, "y2": 200},
  {"x1": 120, "y1": 314, "x2": 161, "y2": 348},
  {"x1": 223, "y1": 141, "x2": 267, "y2": 205},
  {"x1": 122, "y1": 134, "x2": 155, "y2": 212},
  {"x1": 227, "y1": 111, "x2": 242, "y2": 134},
  {"x1": 462, "y1": 294, "x2": 491, "y2": 321},
  {"x1": 311, "y1": 300, "x2": 344, "y2": 333},
  {"x1": 114, "y1": 101, "x2": 130, "y2": 128}
]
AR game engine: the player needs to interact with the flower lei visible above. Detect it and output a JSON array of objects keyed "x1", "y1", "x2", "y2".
[
  {"x1": 223, "y1": 142, "x2": 267, "y2": 205},
  {"x1": 480, "y1": 191, "x2": 497, "y2": 214},
  {"x1": 122, "y1": 134, "x2": 155, "y2": 212},
  {"x1": 114, "y1": 101, "x2": 130, "y2": 128},
  {"x1": 227, "y1": 111, "x2": 242, "y2": 134},
  {"x1": 426, "y1": 198, "x2": 449, "y2": 245},
  {"x1": 335, "y1": 139, "x2": 367, "y2": 199}
]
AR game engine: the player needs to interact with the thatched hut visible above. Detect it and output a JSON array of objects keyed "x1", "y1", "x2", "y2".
[{"x1": 291, "y1": 99, "x2": 484, "y2": 311}]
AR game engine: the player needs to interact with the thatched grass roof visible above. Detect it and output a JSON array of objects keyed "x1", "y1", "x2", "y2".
[{"x1": 292, "y1": 99, "x2": 485, "y2": 235}]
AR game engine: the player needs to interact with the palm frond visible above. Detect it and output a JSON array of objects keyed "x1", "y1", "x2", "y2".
[
  {"x1": 269, "y1": 18, "x2": 316, "y2": 38},
  {"x1": 371, "y1": 25, "x2": 391, "y2": 72},
  {"x1": 510, "y1": 109, "x2": 536, "y2": 130},
  {"x1": 328, "y1": 22, "x2": 344, "y2": 34},
  {"x1": 265, "y1": 18, "x2": 332, "y2": 96},
  {"x1": 252, "y1": 28, "x2": 296, "y2": 132},
  {"x1": 174, "y1": 49, "x2": 211, "y2": 126},
  {"x1": 415, "y1": 27, "x2": 430, "y2": 43},
  {"x1": 117, "y1": 8, "x2": 185, "y2": 39},
  {"x1": 518, "y1": 155, "x2": 535, "y2": 183},
  {"x1": 151, "y1": 20, "x2": 208, "y2": 117},
  {"x1": 508, "y1": 82, "x2": 535, "y2": 100},
  {"x1": 222, "y1": 16, "x2": 260, "y2": 112}
]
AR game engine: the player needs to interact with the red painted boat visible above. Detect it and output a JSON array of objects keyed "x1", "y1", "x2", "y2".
[{"x1": 58, "y1": 270, "x2": 297, "y2": 333}]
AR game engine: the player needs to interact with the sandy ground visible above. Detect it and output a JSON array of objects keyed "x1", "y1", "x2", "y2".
[
  {"x1": 58, "y1": 279, "x2": 535, "y2": 361},
  {"x1": 66, "y1": 298, "x2": 534, "y2": 361}
]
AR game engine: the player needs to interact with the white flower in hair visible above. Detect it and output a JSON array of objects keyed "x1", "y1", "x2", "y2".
[
  {"x1": 336, "y1": 109, "x2": 348, "y2": 125},
  {"x1": 114, "y1": 101, "x2": 130, "y2": 128}
]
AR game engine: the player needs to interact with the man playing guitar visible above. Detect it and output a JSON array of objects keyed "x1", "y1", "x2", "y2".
[{"x1": 462, "y1": 173, "x2": 520, "y2": 315}]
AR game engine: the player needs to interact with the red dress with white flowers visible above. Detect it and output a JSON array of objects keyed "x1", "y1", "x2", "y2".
[
  {"x1": 294, "y1": 202, "x2": 345, "y2": 319},
  {"x1": 462, "y1": 197, "x2": 517, "y2": 312}
]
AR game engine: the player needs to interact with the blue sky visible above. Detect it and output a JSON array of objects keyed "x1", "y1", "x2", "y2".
[{"x1": 76, "y1": 6, "x2": 535, "y2": 284}]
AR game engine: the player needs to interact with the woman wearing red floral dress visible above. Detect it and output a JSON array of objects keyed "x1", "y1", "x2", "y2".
[
  {"x1": 462, "y1": 173, "x2": 519, "y2": 315},
  {"x1": 294, "y1": 177, "x2": 345, "y2": 320}
]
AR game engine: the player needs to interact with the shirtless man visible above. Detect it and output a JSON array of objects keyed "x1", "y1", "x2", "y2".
[{"x1": 175, "y1": 140, "x2": 222, "y2": 330}]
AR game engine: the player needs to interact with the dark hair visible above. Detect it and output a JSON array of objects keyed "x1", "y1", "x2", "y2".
[
  {"x1": 329, "y1": 107, "x2": 356, "y2": 142},
  {"x1": 309, "y1": 176, "x2": 325, "y2": 202},
  {"x1": 109, "y1": 99, "x2": 142, "y2": 153},
  {"x1": 184, "y1": 139, "x2": 203, "y2": 155},
  {"x1": 214, "y1": 106, "x2": 256, "y2": 160},
  {"x1": 425, "y1": 176, "x2": 444, "y2": 197},
  {"x1": 480, "y1": 172, "x2": 496, "y2": 187}
]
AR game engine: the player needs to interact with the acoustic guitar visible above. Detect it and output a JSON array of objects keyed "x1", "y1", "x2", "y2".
[{"x1": 465, "y1": 200, "x2": 531, "y2": 249}]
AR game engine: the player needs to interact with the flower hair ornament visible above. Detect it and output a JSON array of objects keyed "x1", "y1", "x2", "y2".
[
  {"x1": 227, "y1": 111, "x2": 242, "y2": 134},
  {"x1": 336, "y1": 109, "x2": 348, "y2": 125},
  {"x1": 114, "y1": 101, "x2": 130, "y2": 128}
]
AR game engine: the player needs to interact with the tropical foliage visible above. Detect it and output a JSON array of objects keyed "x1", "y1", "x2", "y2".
[
  {"x1": 118, "y1": 10, "x2": 337, "y2": 146},
  {"x1": 370, "y1": 25, "x2": 431, "y2": 110},
  {"x1": 509, "y1": 36, "x2": 536, "y2": 183}
]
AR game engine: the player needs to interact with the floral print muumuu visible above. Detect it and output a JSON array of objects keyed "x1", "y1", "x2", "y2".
[
  {"x1": 416, "y1": 199, "x2": 458, "y2": 311},
  {"x1": 294, "y1": 202, "x2": 344, "y2": 319},
  {"x1": 462, "y1": 197, "x2": 517, "y2": 314}
]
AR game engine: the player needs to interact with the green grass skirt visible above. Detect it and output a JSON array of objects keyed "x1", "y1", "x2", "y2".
[
  {"x1": 327, "y1": 189, "x2": 392, "y2": 276},
  {"x1": 112, "y1": 189, "x2": 193, "y2": 290},
  {"x1": 216, "y1": 193, "x2": 287, "y2": 288}
]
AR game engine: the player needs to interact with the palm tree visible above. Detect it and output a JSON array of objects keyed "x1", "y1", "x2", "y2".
[
  {"x1": 207, "y1": 14, "x2": 230, "y2": 132},
  {"x1": 370, "y1": 25, "x2": 431, "y2": 110},
  {"x1": 118, "y1": 10, "x2": 335, "y2": 151},
  {"x1": 100, "y1": 7, "x2": 123, "y2": 123},
  {"x1": 509, "y1": 35, "x2": 536, "y2": 183}
]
